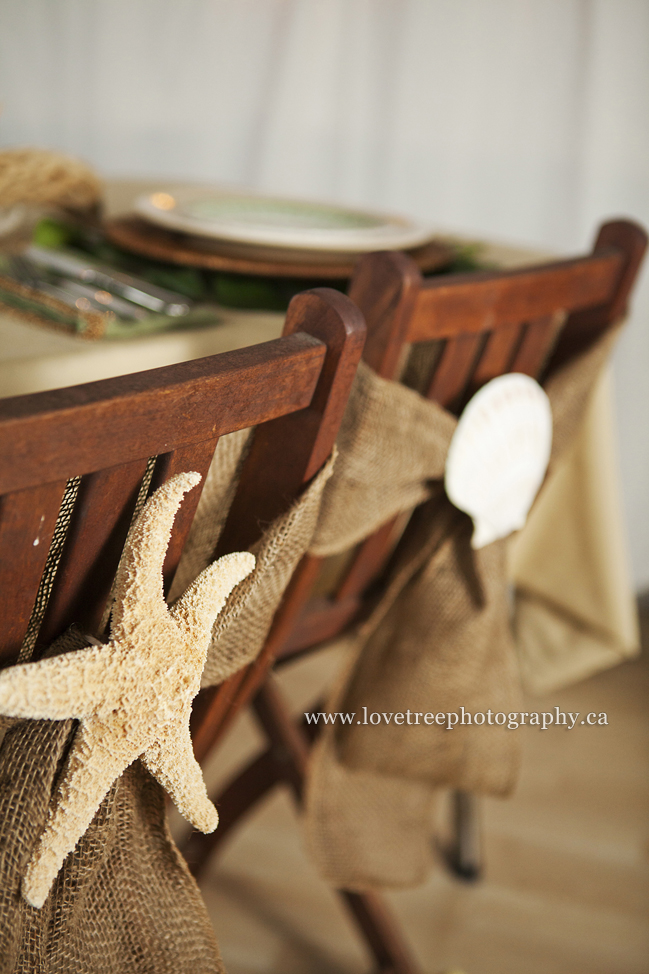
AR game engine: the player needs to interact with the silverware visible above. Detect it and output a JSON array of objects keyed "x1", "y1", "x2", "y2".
[
  {"x1": 52, "y1": 278, "x2": 149, "y2": 320},
  {"x1": 25, "y1": 246, "x2": 192, "y2": 316},
  {"x1": 6, "y1": 256, "x2": 138, "y2": 321}
]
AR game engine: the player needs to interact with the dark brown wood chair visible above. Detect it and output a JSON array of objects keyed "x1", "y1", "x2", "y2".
[
  {"x1": 0, "y1": 287, "x2": 363, "y2": 671},
  {"x1": 183, "y1": 219, "x2": 647, "y2": 973},
  {"x1": 0, "y1": 285, "x2": 377, "y2": 968}
]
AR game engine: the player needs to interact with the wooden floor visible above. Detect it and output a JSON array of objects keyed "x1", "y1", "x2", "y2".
[{"x1": 174, "y1": 609, "x2": 649, "y2": 974}]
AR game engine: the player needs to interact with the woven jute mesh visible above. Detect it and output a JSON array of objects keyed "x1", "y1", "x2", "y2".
[
  {"x1": 311, "y1": 360, "x2": 456, "y2": 556},
  {"x1": 170, "y1": 430, "x2": 252, "y2": 605},
  {"x1": 304, "y1": 326, "x2": 624, "y2": 890},
  {"x1": 171, "y1": 431, "x2": 336, "y2": 688},
  {"x1": 0, "y1": 148, "x2": 103, "y2": 210},
  {"x1": 0, "y1": 630, "x2": 224, "y2": 974}
]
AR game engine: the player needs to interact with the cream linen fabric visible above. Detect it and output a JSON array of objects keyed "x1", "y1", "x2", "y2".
[{"x1": 510, "y1": 366, "x2": 640, "y2": 694}]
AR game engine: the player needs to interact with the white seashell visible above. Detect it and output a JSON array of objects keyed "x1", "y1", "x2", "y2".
[{"x1": 445, "y1": 373, "x2": 552, "y2": 549}]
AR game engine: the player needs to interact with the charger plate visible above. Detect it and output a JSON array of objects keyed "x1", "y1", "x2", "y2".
[
  {"x1": 135, "y1": 188, "x2": 434, "y2": 254},
  {"x1": 104, "y1": 215, "x2": 454, "y2": 280}
]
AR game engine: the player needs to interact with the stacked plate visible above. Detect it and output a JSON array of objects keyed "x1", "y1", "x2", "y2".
[{"x1": 105, "y1": 187, "x2": 451, "y2": 279}]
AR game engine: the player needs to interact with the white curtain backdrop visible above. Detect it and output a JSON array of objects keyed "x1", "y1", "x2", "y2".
[{"x1": 1, "y1": 0, "x2": 648, "y2": 586}]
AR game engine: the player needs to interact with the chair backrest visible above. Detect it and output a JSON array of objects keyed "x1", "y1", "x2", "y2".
[
  {"x1": 0, "y1": 288, "x2": 365, "y2": 670},
  {"x1": 279, "y1": 218, "x2": 647, "y2": 657}
]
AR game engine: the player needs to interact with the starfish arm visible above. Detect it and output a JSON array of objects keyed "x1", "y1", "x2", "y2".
[
  {"x1": 22, "y1": 718, "x2": 138, "y2": 908},
  {"x1": 170, "y1": 551, "x2": 255, "y2": 649},
  {"x1": 142, "y1": 724, "x2": 218, "y2": 834},
  {"x1": 0, "y1": 643, "x2": 118, "y2": 721},
  {"x1": 111, "y1": 471, "x2": 201, "y2": 638},
  {"x1": 111, "y1": 471, "x2": 201, "y2": 641}
]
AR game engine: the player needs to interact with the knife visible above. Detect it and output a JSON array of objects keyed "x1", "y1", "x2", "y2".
[{"x1": 25, "y1": 246, "x2": 192, "y2": 316}]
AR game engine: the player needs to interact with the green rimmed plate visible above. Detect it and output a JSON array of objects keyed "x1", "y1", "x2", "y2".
[{"x1": 135, "y1": 187, "x2": 434, "y2": 262}]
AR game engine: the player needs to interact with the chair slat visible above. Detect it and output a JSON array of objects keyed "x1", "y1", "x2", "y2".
[
  {"x1": 511, "y1": 311, "x2": 565, "y2": 378},
  {"x1": 217, "y1": 289, "x2": 366, "y2": 555},
  {"x1": 0, "y1": 481, "x2": 67, "y2": 665},
  {"x1": 470, "y1": 323, "x2": 524, "y2": 389},
  {"x1": 38, "y1": 458, "x2": 150, "y2": 645},
  {"x1": 409, "y1": 250, "x2": 622, "y2": 340},
  {"x1": 148, "y1": 436, "x2": 221, "y2": 596},
  {"x1": 0, "y1": 334, "x2": 326, "y2": 495},
  {"x1": 426, "y1": 333, "x2": 484, "y2": 411},
  {"x1": 335, "y1": 519, "x2": 402, "y2": 602}
]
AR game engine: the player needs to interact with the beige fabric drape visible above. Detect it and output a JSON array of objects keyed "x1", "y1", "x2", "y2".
[{"x1": 510, "y1": 365, "x2": 640, "y2": 694}]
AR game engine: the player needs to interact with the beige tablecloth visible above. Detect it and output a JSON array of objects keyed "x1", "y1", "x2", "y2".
[{"x1": 511, "y1": 366, "x2": 639, "y2": 692}]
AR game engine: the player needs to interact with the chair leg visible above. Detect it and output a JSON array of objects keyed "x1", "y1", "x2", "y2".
[
  {"x1": 340, "y1": 888, "x2": 423, "y2": 974},
  {"x1": 183, "y1": 695, "x2": 328, "y2": 877},
  {"x1": 445, "y1": 790, "x2": 482, "y2": 881},
  {"x1": 183, "y1": 745, "x2": 285, "y2": 878},
  {"x1": 186, "y1": 677, "x2": 423, "y2": 974}
]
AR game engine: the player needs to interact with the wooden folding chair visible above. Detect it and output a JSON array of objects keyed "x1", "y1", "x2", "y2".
[
  {"x1": 183, "y1": 220, "x2": 646, "y2": 974},
  {"x1": 0, "y1": 286, "x2": 367, "y2": 966},
  {"x1": 0, "y1": 287, "x2": 363, "y2": 671}
]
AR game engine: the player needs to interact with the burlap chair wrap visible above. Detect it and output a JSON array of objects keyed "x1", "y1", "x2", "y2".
[
  {"x1": 170, "y1": 431, "x2": 336, "y2": 688},
  {"x1": 310, "y1": 361, "x2": 456, "y2": 556},
  {"x1": 0, "y1": 631, "x2": 224, "y2": 974},
  {"x1": 304, "y1": 327, "x2": 626, "y2": 890}
]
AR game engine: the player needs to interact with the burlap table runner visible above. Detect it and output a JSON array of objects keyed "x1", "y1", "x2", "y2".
[
  {"x1": 304, "y1": 324, "x2": 639, "y2": 890},
  {"x1": 0, "y1": 443, "x2": 335, "y2": 972}
]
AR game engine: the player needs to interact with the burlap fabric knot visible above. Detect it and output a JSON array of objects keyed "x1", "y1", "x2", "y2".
[
  {"x1": 0, "y1": 445, "x2": 335, "y2": 973},
  {"x1": 304, "y1": 325, "x2": 637, "y2": 890},
  {"x1": 0, "y1": 148, "x2": 102, "y2": 212}
]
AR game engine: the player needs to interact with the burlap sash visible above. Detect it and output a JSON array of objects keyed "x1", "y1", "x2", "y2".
[
  {"x1": 304, "y1": 325, "x2": 633, "y2": 890},
  {"x1": 0, "y1": 631, "x2": 225, "y2": 974},
  {"x1": 311, "y1": 361, "x2": 456, "y2": 556},
  {"x1": 171, "y1": 433, "x2": 336, "y2": 688}
]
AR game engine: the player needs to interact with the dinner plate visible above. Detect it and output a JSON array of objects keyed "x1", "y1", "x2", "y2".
[{"x1": 134, "y1": 188, "x2": 434, "y2": 257}]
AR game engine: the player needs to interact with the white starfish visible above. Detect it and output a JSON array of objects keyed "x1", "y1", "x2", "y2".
[{"x1": 0, "y1": 471, "x2": 254, "y2": 908}]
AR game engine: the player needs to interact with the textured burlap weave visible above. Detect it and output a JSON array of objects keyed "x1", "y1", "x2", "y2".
[
  {"x1": 171, "y1": 431, "x2": 337, "y2": 688},
  {"x1": 311, "y1": 360, "x2": 456, "y2": 556},
  {"x1": 0, "y1": 631, "x2": 224, "y2": 974},
  {"x1": 305, "y1": 325, "x2": 631, "y2": 890},
  {"x1": 0, "y1": 148, "x2": 102, "y2": 211}
]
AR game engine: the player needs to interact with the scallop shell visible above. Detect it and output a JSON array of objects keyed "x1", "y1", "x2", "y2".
[{"x1": 445, "y1": 373, "x2": 552, "y2": 548}]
